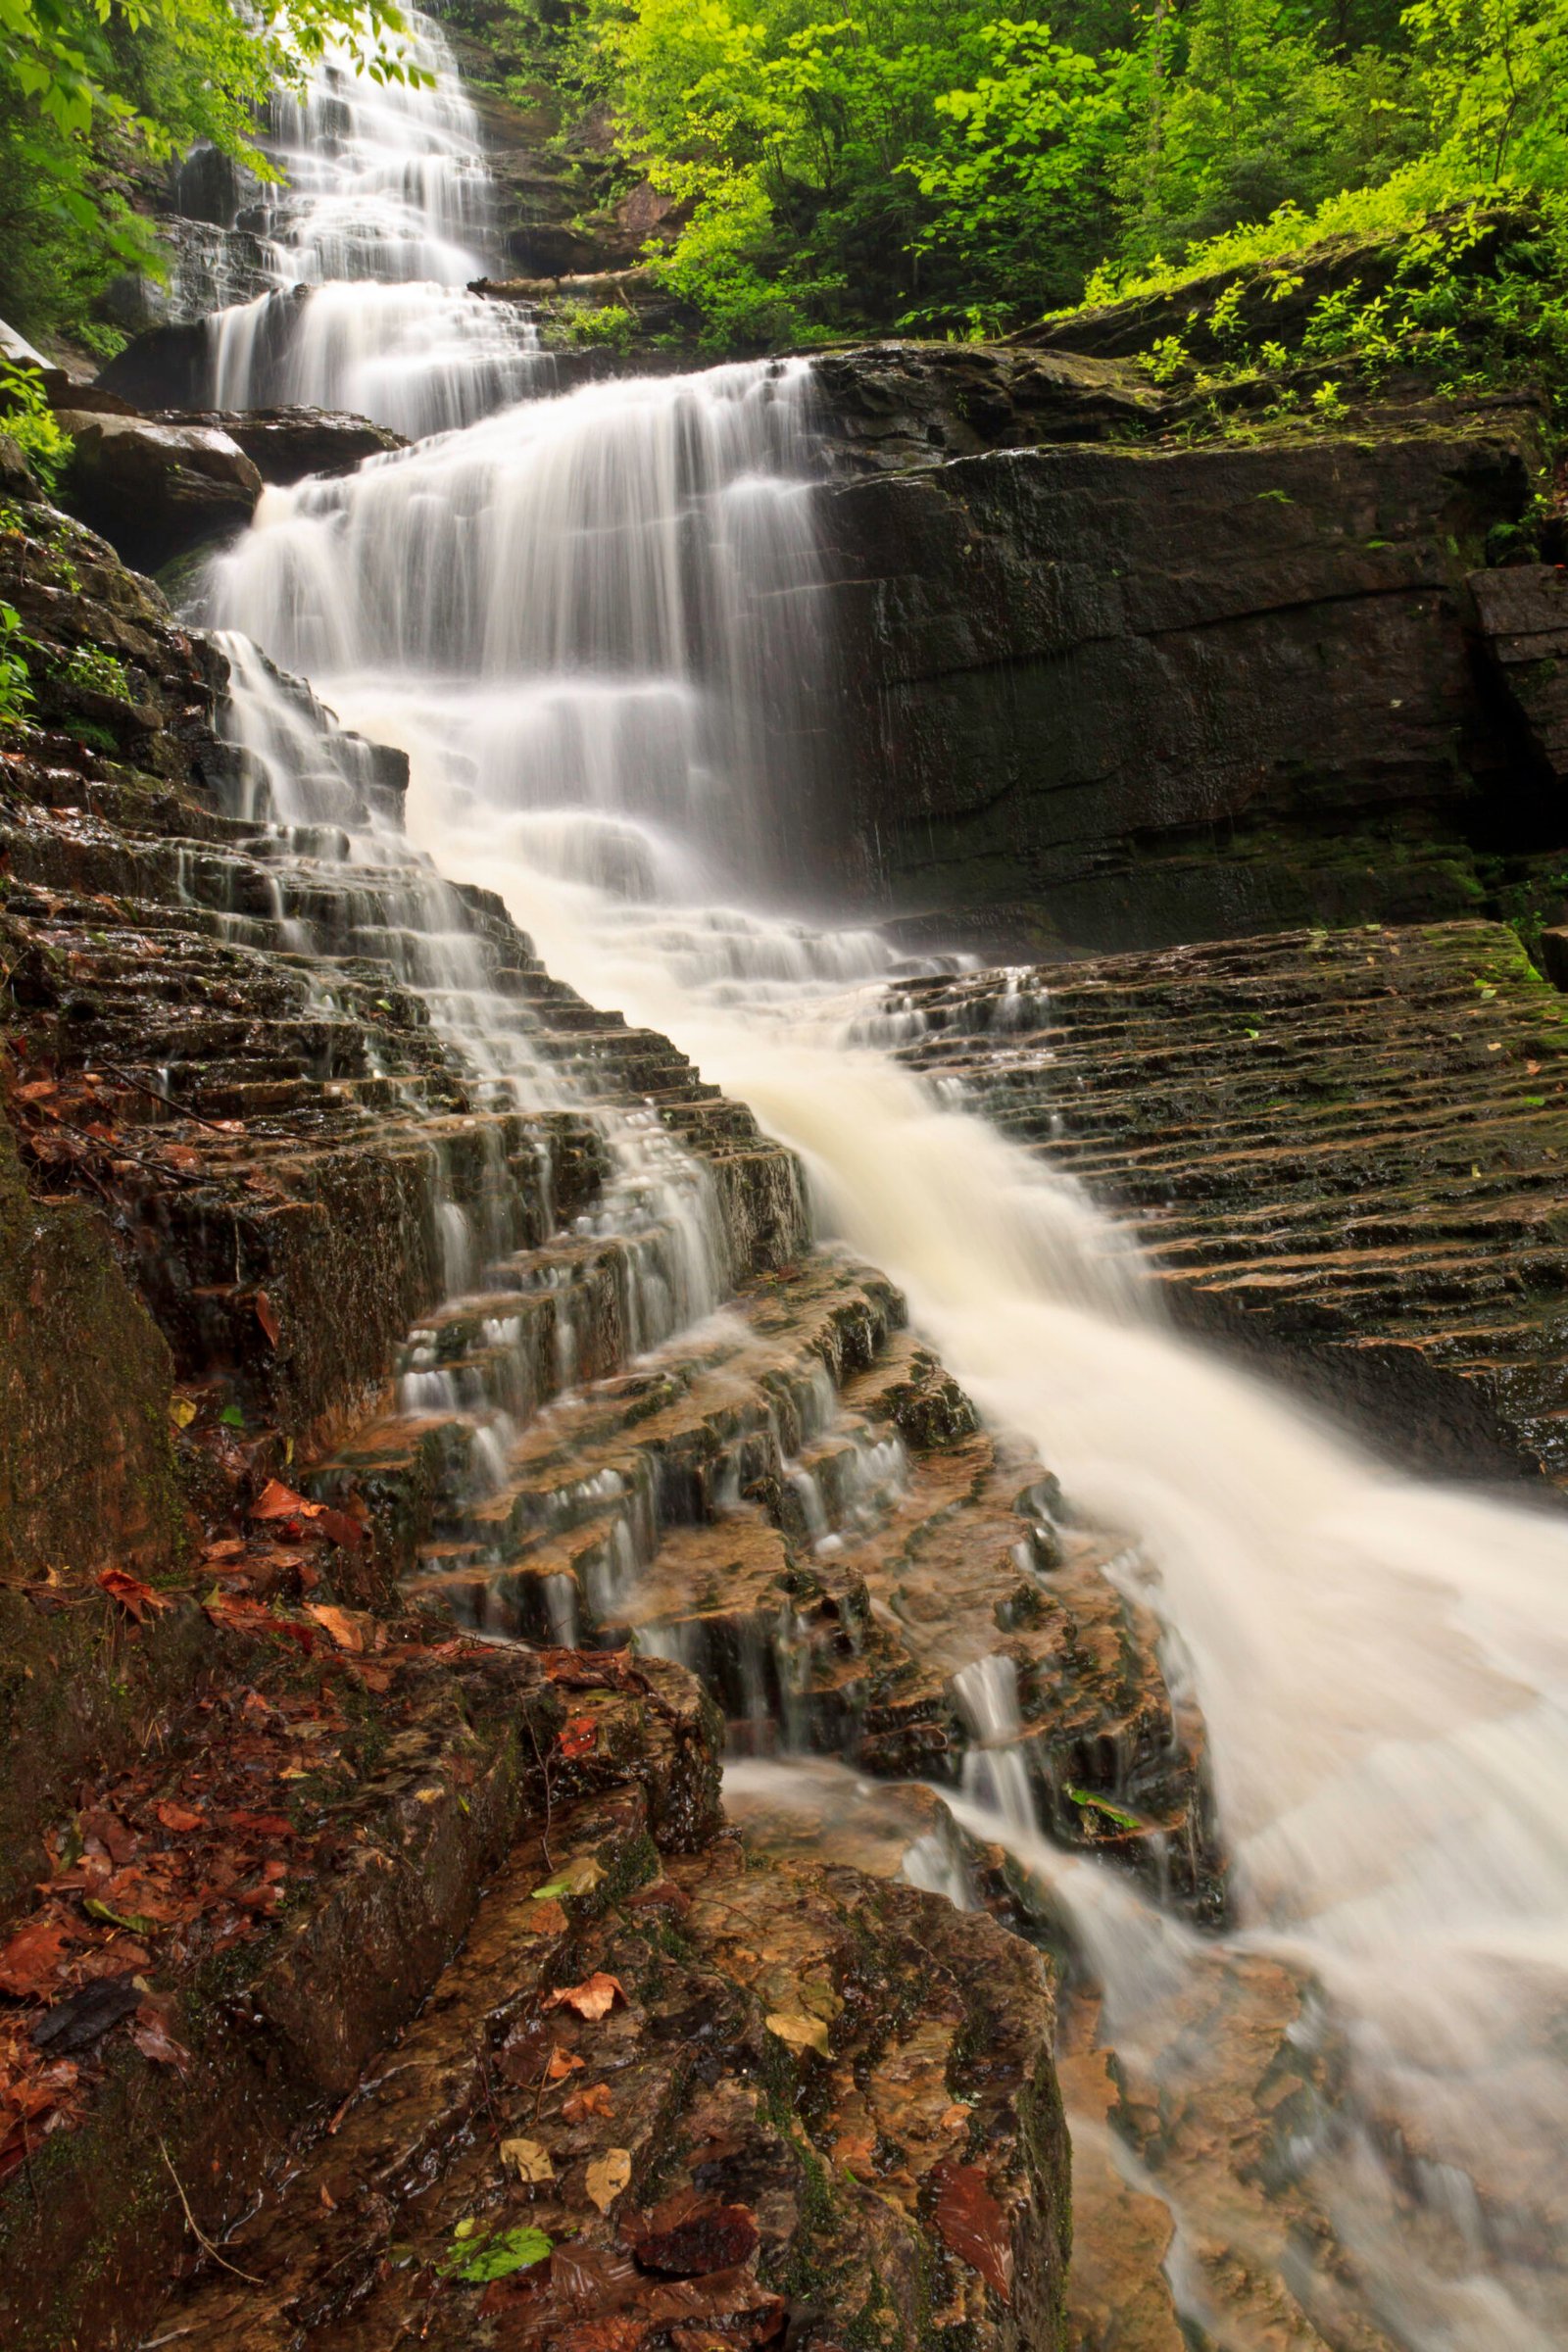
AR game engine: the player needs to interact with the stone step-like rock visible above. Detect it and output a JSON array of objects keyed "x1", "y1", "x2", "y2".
[{"x1": 885, "y1": 919, "x2": 1568, "y2": 1483}]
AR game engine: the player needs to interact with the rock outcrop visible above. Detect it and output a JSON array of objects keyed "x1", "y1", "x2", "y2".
[
  {"x1": 882, "y1": 919, "x2": 1568, "y2": 1483},
  {"x1": 802, "y1": 379, "x2": 1549, "y2": 956},
  {"x1": 57, "y1": 410, "x2": 264, "y2": 569}
]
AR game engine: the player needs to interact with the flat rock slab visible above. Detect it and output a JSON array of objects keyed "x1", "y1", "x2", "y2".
[{"x1": 888, "y1": 918, "x2": 1568, "y2": 1485}]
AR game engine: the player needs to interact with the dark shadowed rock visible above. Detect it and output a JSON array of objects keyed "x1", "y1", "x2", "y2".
[
  {"x1": 57, "y1": 410, "x2": 263, "y2": 569},
  {"x1": 94, "y1": 318, "x2": 210, "y2": 412},
  {"x1": 1469, "y1": 562, "x2": 1568, "y2": 783},
  {"x1": 164, "y1": 404, "x2": 409, "y2": 484},
  {"x1": 801, "y1": 392, "x2": 1540, "y2": 953}
]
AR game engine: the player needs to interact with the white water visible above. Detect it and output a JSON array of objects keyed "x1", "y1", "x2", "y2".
[
  {"x1": 202, "y1": 13, "x2": 539, "y2": 434},
  {"x1": 199, "y1": 24, "x2": 1568, "y2": 2346}
]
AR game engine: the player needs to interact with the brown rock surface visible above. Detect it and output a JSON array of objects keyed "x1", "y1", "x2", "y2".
[{"x1": 884, "y1": 919, "x2": 1568, "y2": 1482}]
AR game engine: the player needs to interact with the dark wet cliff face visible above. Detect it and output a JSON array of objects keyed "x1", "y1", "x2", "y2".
[{"x1": 798, "y1": 345, "x2": 1561, "y2": 958}]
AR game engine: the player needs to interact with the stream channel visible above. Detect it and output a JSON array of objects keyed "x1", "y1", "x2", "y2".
[{"x1": 171, "y1": 18, "x2": 1568, "y2": 2346}]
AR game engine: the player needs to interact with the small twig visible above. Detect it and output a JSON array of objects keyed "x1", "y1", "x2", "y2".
[
  {"x1": 157, "y1": 2138, "x2": 264, "y2": 2284},
  {"x1": 97, "y1": 1061, "x2": 231, "y2": 1134},
  {"x1": 524, "y1": 1715, "x2": 556, "y2": 1870}
]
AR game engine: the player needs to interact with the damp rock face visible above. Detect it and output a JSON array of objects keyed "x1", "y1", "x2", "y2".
[
  {"x1": 57, "y1": 410, "x2": 265, "y2": 570},
  {"x1": 799, "y1": 368, "x2": 1544, "y2": 956},
  {"x1": 883, "y1": 920, "x2": 1568, "y2": 1484}
]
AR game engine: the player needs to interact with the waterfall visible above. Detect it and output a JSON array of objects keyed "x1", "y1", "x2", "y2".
[
  {"x1": 197, "y1": 12, "x2": 540, "y2": 433},
  {"x1": 194, "y1": 20, "x2": 1568, "y2": 2346}
]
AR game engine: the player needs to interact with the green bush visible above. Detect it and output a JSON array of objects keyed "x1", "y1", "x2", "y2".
[
  {"x1": 0, "y1": 363, "x2": 73, "y2": 493},
  {"x1": 0, "y1": 600, "x2": 35, "y2": 732}
]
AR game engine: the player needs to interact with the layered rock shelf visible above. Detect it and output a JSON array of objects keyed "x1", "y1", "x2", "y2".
[{"x1": 884, "y1": 919, "x2": 1568, "y2": 1483}]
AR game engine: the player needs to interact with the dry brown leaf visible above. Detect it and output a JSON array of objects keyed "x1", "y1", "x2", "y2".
[
  {"x1": 304, "y1": 1604, "x2": 364, "y2": 1653},
  {"x1": 254, "y1": 1290, "x2": 281, "y2": 1347},
  {"x1": 252, "y1": 1478, "x2": 319, "y2": 1522},
  {"x1": 547, "y1": 1972, "x2": 625, "y2": 2021},
  {"x1": 0, "y1": 1918, "x2": 71, "y2": 1998},
  {"x1": 545, "y1": 2045, "x2": 585, "y2": 2082},
  {"x1": 501, "y1": 2136, "x2": 556, "y2": 2184},
  {"x1": 562, "y1": 2080, "x2": 613, "y2": 2122},
  {"x1": 97, "y1": 1568, "x2": 172, "y2": 1623},
  {"x1": 153, "y1": 1801, "x2": 203, "y2": 1834},
  {"x1": 131, "y1": 2007, "x2": 191, "y2": 2071},
  {"x1": 585, "y1": 2148, "x2": 632, "y2": 2213}
]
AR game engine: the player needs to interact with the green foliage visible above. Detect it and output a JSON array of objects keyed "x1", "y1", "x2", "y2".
[
  {"x1": 541, "y1": 295, "x2": 639, "y2": 349},
  {"x1": 55, "y1": 640, "x2": 132, "y2": 701},
  {"x1": 0, "y1": 361, "x2": 73, "y2": 490},
  {"x1": 0, "y1": 599, "x2": 34, "y2": 730},
  {"x1": 440, "y1": 2223, "x2": 553, "y2": 2282},
  {"x1": 549, "y1": 0, "x2": 1568, "y2": 368}
]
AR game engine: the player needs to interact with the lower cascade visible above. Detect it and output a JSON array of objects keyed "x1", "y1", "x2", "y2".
[
  {"x1": 4, "y1": 14, "x2": 1568, "y2": 2352},
  {"x1": 206, "y1": 286, "x2": 1568, "y2": 2352}
]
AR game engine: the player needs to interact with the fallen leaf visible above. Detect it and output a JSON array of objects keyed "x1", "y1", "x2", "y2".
[
  {"x1": 30, "y1": 1976, "x2": 140, "y2": 2054},
  {"x1": 443, "y1": 2222, "x2": 553, "y2": 2283},
  {"x1": 97, "y1": 1569, "x2": 172, "y2": 1624},
  {"x1": 254, "y1": 1290, "x2": 280, "y2": 1347},
  {"x1": 553, "y1": 2323, "x2": 650, "y2": 2352},
  {"x1": 547, "y1": 1972, "x2": 625, "y2": 2021},
  {"x1": 562, "y1": 2080, "x2": 613, "y2": 2122},
  {"x1": 501, "y1": 2136, "x2": 556, "y2": 2184},
  {"x1": 0, "y1": 1919, "x2": 71, "y2": 1998},
  {"x1": 525, "y1": 1898, "x2": 568, "y2": 1936},
  {"x1": 82, "y1": 1897, "x2": 158, "y2": 1937},
  {"x1": 304, "y1": 1604, "x2": 364, "y2": 1653},
  {"x1": 131, "y1": 2006, "x2": 191, "y2": 2071},
  {"x1": 532, "y1": 1855, "x2": 605, "y2": 1901},
  {"x1": 153, "y1": 1801, "x2": 203, "y2": 1834},
  {"x1": 764, "y1": 2009, "x2": 830, "y2": 2057},
  {"x1": 252, "y1": 1478, "x2": 319, "y2": 1522},
  {"x1": 930, "y1": 2159, "x2": 1012, "y2": 2302},
  {"x1": 225, "y1": 1810, "x2": 292, "y2": 1838},
  {"x1": 314, "y1": 1507, "x2": 365, "y2": 1550},
  {"x1": 559, "y1": 1714, "x2": 598, "y2": 1759},
  {"x1": 585, "y1": 2148, "x2": 632, "y2": 2213},
  {"x1": 169, "y1": 1397, "x2": 197, "y2": 1431},
  {"x1": 624, "y1": 2189, "x2": 759, "y2": 2278},
  {"x1": 545, "y1": 2045, "x2": 585, "y2": 2082}
]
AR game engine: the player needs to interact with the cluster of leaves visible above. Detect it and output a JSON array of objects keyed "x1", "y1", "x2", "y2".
[
  {"x1": 1130, "y1": 198, "x2": 1568, "y2": 424},
  {"x1": 0, "y1": 0, "x2": 425, "y2": 345},
  {"x1": 0, "y1": 362, "x2": 73, "y2": 489},
  {"x1": 0, "y1": 598, "x2": 33, "y2": 728},
  {"x1": 540, "y1": 294, "x2": 640, "y2": 350},
  {"x1": 501, "y1": 0, "x2": 1568, "y2": 358}
]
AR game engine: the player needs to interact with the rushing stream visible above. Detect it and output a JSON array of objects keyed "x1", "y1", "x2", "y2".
[{"x1": 190, "y1": 17, "x2": 1568, "y2": 2346}]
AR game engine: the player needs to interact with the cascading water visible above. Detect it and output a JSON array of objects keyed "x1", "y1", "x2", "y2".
[
  {"x1": 198, "y1": 13, "x2": 540, "y2": 434},
  {"x1": 195, "y1": 20, "x2": 1568, "y2": 2346}
]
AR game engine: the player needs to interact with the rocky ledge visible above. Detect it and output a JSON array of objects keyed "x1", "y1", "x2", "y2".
[{"x1": 884, "y1": 918, "x2": 1568, "y2": 1485}]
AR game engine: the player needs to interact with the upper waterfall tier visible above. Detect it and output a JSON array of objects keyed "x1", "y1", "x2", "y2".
[{"x1": 193, "y1": 11, "x2": 540, "y2": 434}]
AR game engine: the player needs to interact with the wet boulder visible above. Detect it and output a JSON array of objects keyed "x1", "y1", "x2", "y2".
[
  {"x1": 164, "y1": 403, "x2": 409, "y2": 485},
  {"x1": 56, "y1": 410, "x2": 263, "y2": 570}
]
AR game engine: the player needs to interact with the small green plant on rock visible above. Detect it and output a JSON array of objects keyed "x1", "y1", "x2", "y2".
[
  {"x1": 0, "y1": 364, "x2": 73, "y2": 495},
  {"x1": 544, "y1": 298, "x2": 639, "y2": 354},
  {"x1": 0, "y1": 601, "x2": 36, "y2": 730},
  {"x1": 56, "y1": 643, "x2": 133, "y2": 704}
]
